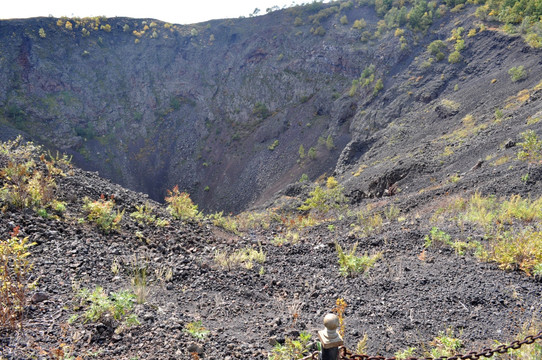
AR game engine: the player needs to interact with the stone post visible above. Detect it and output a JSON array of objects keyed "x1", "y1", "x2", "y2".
[{"x1": 318, "y1": 313, "x2": 344, "y2": 360}]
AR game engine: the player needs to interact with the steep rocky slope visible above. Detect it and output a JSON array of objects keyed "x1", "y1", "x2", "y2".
[
  {"x1": 1, "y1": 123, "x2": 541, "y2": 360},
  {"x1": 2, "y1": 1, "x2": 542, "y2": 359},
  {"x1": 2, "y1": 2, "x2": 539, "y2": 214}
]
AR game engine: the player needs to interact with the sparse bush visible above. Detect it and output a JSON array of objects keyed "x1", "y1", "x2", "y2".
[
  {"x1": 208, "y1": 211, "x2": 239, "y2": 234},
  {"x1": 253, "y1": 102, "x2": 270, "y2": 119},
  {"x1": 340, "y1": 15, "x2": 348, "y2": 25},
  {"x1": 311, "y1": 26, "x2": 326, "y2": 36},
  {"x1": 298, "y1": 177, "x2": 346, "y2": 214},
  {"x1": 509, "y1": 66, "x2": 528, "y2": 82},
  {"x1": 335, "y1": 242, "x2": 381, "y2": 277},
  {"x1": 307, "y1": 147, "x2": 317, "y2": 159},
  {"x1": 268, "y1": 139, "x2": 279, "y2": 151},
  {"x1": 128, "y1": 255, "x2": 149, "y2": 304},
  {"x1": 517, "y1": 130, "x2": 542, "y2": 163},
  {"x1": 214, "y1": 246, "x2": 266, "y2": 270},
  {"x1": 489, "y1": 229, "x2": 542, "y2": 275},
  {"x1": 165, "y1": 186, "x2": 199, "y2": 220},
  {"x1": 0, "y1": 227, "x2": 36, "y2": 329},
  {"x1": 298, "y1": 144, "x2": 305, "y2": 159},
  {"x1": 373, "y1": 78, "x2": 384, "y2": 95},
  {"x1": 39, "y1": 28, "x2": 46, "y2": 38},
  {"x1": 325, "y1": 135, "x2": 334, "y2": 150},
  {"x1": 83, "y1": 195, "x2": 124, "y2": 233}
]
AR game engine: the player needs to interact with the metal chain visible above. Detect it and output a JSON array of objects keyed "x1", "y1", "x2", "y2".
[
  {"x1": 338, "y1": 329, "x2": 542, "y2": 360},
  {"x1": 300, "y1": 329, "x2": 542, "y2": 360}
]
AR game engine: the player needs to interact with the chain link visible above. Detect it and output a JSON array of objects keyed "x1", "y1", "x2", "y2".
[
  {"x1": 300, "y1": 329, "x2": 542, "y2": 360},
  {"x1": 337, "y1": 329, "x2": 542, "y2": 360}
]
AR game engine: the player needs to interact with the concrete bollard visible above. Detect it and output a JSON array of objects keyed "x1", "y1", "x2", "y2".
[{"x1": 318, "y1": 313, "x2": 344, "y2": 360}]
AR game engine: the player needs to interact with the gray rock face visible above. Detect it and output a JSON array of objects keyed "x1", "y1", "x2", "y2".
[{"x1": 0, "y1": 7, "x2": 376, "y2": 212}]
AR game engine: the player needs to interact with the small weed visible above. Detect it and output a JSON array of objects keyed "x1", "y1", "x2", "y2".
[
  {"x1": 428, "y1": 329, "x2": 462, "y2": 358},
  {"x1": 165, "y1": 186, "x2": 200, "y2": 220},
  {"x1": 335, "y1": 242, "x2": 381, "y2": 277},
  {"x1": 272, "y1": 231, "x2": 300, "y2": 245},
  {"x1": 269, "y1": 331, "x2": 312, "y2": 360},
  {"x1": 355, "y1": 333, "x2": 369, "y2": 354},
  {"x1": 130, "y1": 203, "x2": 166, "y2": 226},
  {"x1": 333, "y1": 298, "x2": 347, "y2": 338},
  {"x1": 214, "y1": 245, "x2": 266, "y2": 271},
  {"x1": 395, "y1": 347, "x2": 417, "y2": 359},
  {"x1": 448, "y1": 173, "x2": 461, "y2": 183},
  {"x1": 184, "y1": 320, "x2": 209, "y2": 340},
  {"x1": 83, "y1": 195, "x2": 124, "y2": 233},
  {"x1": 128, "y1": 255, "x2": 150, "y2": 304},
  {"x1": 75, "y1": 287, "x2": 138, "y2": 326},
  {"x1": 208, "y1": 211, "x2": 239, "y2": 234},
  {"x1": 424, "y1": 227, "x2": 452, "y2": 248},
  {"x1": 492, "y1": 155, "x2": 510, "y2": 166}
]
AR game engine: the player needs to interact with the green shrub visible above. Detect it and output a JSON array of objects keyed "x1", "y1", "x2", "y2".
[
  {"x1": 427, "y1": 40, "x2": 446, "y2": 58},
  {"x1": 340, "y1": 15, "x2": 348, "y2": 25},
  {"x1": 165, "y1": 186, "x2": 199, "y2": 220},
  {"x1": 509, "y1": 66, "x2": 527, "y2": 82},
  {"x1": 373, "y1": 79, "x2": 384, "y2": 95},
  {"x1": 335, "y1": 242, "x2": 381, "y2": 277},
  {"x1": 298, "y1": 177, "x2": 346, "y2": 214},
  {"x1": 448, "y1": 50, "x2": 461, "y2": 63},
  {"x1": 299, "y1": 173, "x2": 309, "y2": 182},
  {"x1": 83, "y1": 195, "x2": 124, "y2": 233}
]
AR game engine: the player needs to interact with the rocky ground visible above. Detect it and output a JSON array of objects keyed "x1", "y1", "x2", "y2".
[
  {"x1": 1, "y1": 3, "x2": 542, "y2": 359},
  {"x1": 1, "y1": 136, "x2": 541, "y2": 360}
]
